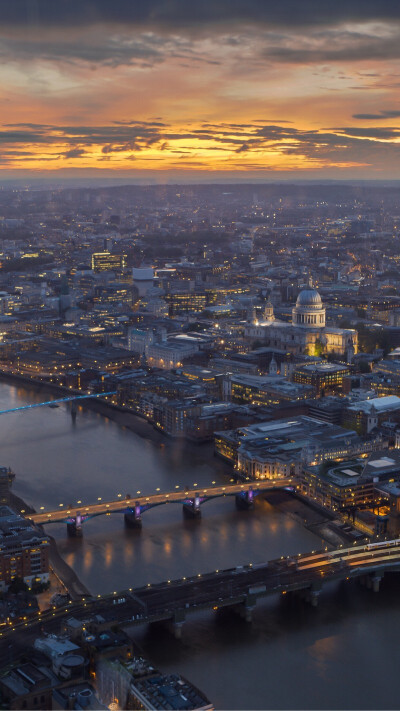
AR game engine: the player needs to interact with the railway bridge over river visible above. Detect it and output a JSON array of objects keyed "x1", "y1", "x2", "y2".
[{"x1": 2, "y1": 539, "x2": 400, "y2": 646}]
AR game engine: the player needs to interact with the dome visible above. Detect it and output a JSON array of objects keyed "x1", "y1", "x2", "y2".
[
  {"x1": 292, "y1": 288, "x2": 325, "y2": 327},
  {"x1": 296, "y1": 289, "x2": 322, "y2": 307}
]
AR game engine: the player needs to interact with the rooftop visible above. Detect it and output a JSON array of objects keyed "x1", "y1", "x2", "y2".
[{"x1": 347, "y1": 395, "x2": 400, "y2": 413}]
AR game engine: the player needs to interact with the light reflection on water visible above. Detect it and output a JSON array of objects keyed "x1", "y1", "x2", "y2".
[{"x1": 3, "y1": 382, "x2": 400, "y2": 709}]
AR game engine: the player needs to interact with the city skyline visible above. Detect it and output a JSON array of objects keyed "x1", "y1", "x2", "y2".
[{"x1": 1, "y1": 0, "x2": 400, "y2": 180}]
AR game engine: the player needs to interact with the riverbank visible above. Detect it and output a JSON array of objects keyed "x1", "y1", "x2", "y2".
[
  {"x1": 0, "y1": 371, "x2": 233, "y2": 479},
  {"x1": 9, "y1": 490, "x2": 91, "y2": 601},
  {"x1": 264, "y1": 490, "x2": 362, "y2": 547}
]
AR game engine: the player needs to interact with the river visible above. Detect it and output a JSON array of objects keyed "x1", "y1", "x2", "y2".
[{"x1": 2, "y1": 381, "x2": 400, "y2": 710}]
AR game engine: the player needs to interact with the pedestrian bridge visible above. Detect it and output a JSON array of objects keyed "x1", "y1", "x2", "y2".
[{"x1": 28, "y1": 478, "x2": 292, "y2": 535}]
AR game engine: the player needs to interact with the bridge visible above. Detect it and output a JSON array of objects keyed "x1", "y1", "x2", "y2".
[
  {"x1": 28, "y1": 479, "x2": 292, "y2": 535},
  {"x1": 3, "y1": 538, "x2": 400, "y2": 645},
  {"x1": 0, "y1": 390, "x2": 117, "y2": 415}
]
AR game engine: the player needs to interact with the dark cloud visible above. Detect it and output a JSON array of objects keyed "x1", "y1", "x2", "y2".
[
  {"x1": 333, "y1": 126, "x2": 400, "y2": 138},
  {"x1": 0, "y1": 6, "x2": 399, "y2": 68},
  {"x1": 353, "y1": 110, "x2": 400, "y2": 119},
  {"x1": 0, "y1": 33, "x2": 206, "y2": 68},
  {"x1": 61, "y1": 148, "x2": 87, "y2": 158},
  {"x1": 0, "y1": 1, "x2": 399, "y2": 29},
  {"x1": 258, "y1": 29, "x2": 400, "y2": 64},
  {"x1": 1, "y1": 120, "x2": 400, "y2": 171}
]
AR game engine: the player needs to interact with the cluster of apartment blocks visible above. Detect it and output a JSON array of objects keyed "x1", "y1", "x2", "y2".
[
  {"x1": 0, "y1": 617, "x2": 212, "y2": 710},
  {"x1": 0, "y1": 505, "x2": 49, "y2": 592},
  {"x1": 213, "y1": 406, "x2": 400, "y2": 536}
]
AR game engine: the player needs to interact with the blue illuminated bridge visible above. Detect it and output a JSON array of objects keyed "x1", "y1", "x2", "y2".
[
  {"x1": 28, "y1": 479, "x2": 292, "y2": 535},
  {"x1": 0, "y1": 390, "x2": 117, "y2": 415}
]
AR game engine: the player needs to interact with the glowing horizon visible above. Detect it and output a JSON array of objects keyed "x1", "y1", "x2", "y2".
[{"x1": 1, "y1": 1, "x2": 400, "y2": 180}]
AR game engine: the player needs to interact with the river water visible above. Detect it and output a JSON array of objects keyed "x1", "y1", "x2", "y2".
[{"x1": 2, "y1": 382, "x2": 400, "y2": 710}]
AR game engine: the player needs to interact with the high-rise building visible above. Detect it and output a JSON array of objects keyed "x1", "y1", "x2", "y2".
[
  {"x1": 91, "y1": 251, "x2": 126, "y2": 272},
  {"x1": 0, "y1": 507, "x2": 49, "y2": 591}
]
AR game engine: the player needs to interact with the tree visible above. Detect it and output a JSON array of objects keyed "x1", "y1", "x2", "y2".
[
  {"x1": 358, "y1": 359, "x2": 371, "y2": 373},
  {"x1": 8, "y1": 577, "x2": 28, "y2": 594},
  {"x1": 314, "y1": 339, "x2": 325, "y2": 357}
]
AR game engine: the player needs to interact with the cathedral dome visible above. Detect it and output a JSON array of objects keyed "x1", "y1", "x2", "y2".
[
  {"x1": 296, "y1": 289, "x2": 322, "y2": 307},
  {"x1": 292, "y1": 288, "x2": 325, "y2": 327}
]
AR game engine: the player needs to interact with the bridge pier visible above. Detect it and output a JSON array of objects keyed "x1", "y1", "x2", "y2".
[
  {"x1": 303, "y1": 582, "x2": 322, "y2": 607},
  {"x1": 124, "y1": 503, "x2": 142, "y2": 529},
  {"x1": 67, "y1": 514, "x2": 83, "y2": 537},
  {"x1": 167, "y1": 610, "x2": 186, "y2": 639},
  {"x1": 371, "y1": 575, "x2": 383, "y2": 593},
  {"x1": 359, "y1": 573, "x2": 383, "y2": 592},
  {"x1": 183, "y1": 495, "x2": 201, "y2": 520},
  {"x1": 235, "y1": 487, "x2": 254, "y2": 511},
  {"x1": 70, "y1": 401, "x2": 77, "y2": 421},
  {"x1": 234, "y1": 594, "x2": 256, "y2": 622}
]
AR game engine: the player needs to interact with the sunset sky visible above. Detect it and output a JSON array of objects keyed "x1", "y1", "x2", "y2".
[{"x1": 2, "y1": 0, "x2": 400, "y2": 180}]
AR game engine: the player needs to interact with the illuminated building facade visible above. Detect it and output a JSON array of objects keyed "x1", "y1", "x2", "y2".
[
  {"x1": 300, "y1": 451, "x2": 400, "y2": 512},
  {"x1": 0, "y1": 507, "x2": 49, "y2": 591},
  {"x1": 293, "y1": 362, "x2": 351, "y2": 395},
  {"x1": 215, "y1": 416, "x2": 386, "y2": 479},
  {"x1": 245, "y1": 288, "x2": 357, "y2": 359},
  {"x1": 91, "y1": 251, "x2": 127, "y2": 272}
]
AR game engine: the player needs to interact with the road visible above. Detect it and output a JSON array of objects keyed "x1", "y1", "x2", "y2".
[{"x1": 28, "y1": 479, "x2": 292, "y2": 524}]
